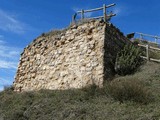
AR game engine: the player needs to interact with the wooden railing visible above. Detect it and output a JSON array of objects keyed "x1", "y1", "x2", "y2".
[
  {"x1": 138, "y1": 44, "x2": 160, "y2": 62},
  {"x1": 136, "y1": 32, "x2": 160, "y2": 44},
  {"x1": 72, "y1": 4, "x2": 116, "y2": 23}
]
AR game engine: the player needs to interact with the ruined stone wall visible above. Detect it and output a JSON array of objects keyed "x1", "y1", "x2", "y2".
[
  {"x1": 13, "y1": 20, "x2": 130, "y2": 92},
  {"x1": 14, "y1": 20, "x2": 105, "y2": 91}
]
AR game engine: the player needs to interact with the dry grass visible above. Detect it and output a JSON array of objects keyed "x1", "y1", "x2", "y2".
[
  {"x1": 106, "y1": 79, "x2": 152, "y2": 104},
  {"x1": 0, "y1": 62, "x2": 160, "y2": 120}
]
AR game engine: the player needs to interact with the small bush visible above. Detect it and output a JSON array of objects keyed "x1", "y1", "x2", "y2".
[
  {"x1": 106, "y1": 79, "x2": 152, "y2": 104},
  {"x1": 132, "y1": 39, "x2": 140, "y2": 45},
  {"x1": 41, "y1": 32, "x2": 46, "y2": 36},
  {"x1": 141, "y1": 40, "x2": 148, "y2": 44},
  {"x1": 4, "y1": 85, "x2": 14, "y2": 92},
  {"x1": 81, "y1": 84, "x2": 99, "y2": 100},
  {"x1": 115, "y1": 44, "x2": 144, "y2": 75}
]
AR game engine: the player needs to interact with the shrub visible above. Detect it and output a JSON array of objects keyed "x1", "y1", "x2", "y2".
[
  {"x1": 141, "y1": 40, "x2": 148, "y2": 44},
  {"x1": 84, "y1": 84, "x2": 97, "y2": 95},
  {"x1": 81, "y1": 84, "x2": 99, "y2": 100},
  {"x1": 3, "y1": 85, "x2": 14, "y2": 92},
  {"x1": 115, "y1": 44, "x2": 144, "y2": 75},
  {"x1": 106, "y1": 79, "x2": 152, "y2": 104},
  {"x1": 132, "y1": 39, "x2": 140, "y2": 45},
  {"x1": 41, "y1": 32, "x2": 46, "y2": 36}
]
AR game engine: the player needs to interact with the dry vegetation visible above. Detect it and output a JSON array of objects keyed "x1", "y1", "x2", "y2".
[
  {"x1": 0, "y1": 62, "x2": 160, "y2": 120},
  {"x1": 0, "y1": 39, "x2": 160, "y2": 120}
]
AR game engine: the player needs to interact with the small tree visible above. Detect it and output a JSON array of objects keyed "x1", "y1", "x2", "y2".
[{"x1": 115, "y1": 44, "x2": 143, "y2": 75}]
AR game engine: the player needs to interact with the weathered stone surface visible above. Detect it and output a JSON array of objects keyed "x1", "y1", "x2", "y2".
[{"x1": 13, "y1": 20, "x2": 130, "y2": 92}]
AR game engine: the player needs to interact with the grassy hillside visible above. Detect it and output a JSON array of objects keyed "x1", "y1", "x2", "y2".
[{"x1": 0, "y1": 62, "x2": 160, "y2": 120}]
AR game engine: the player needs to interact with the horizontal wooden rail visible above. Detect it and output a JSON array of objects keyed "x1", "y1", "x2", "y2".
[
  {"x1": 107, "y1": 13, "x2": 116, "y2": 17},
  {"x1": 73, "y1": 3, "x2": 116, "y2": 23},
  {"x1": 141, "y1": 56, "x2": 160, "y2": 62},
  {"x1": 140, "y1": 56, "x2": 160, "y2": 62},
  {"x1": 136, "y1": 32, "x2": 160, "y2": 39},
  {"x1": 138, "y1": 44, "x2": 146, "y2": 47},
  {"x1": 77, "y1": 3, "x2": 116, "y2": 13},
  {"x1": 136, "y1": 32, "x2": 160, "y2": 44},
  {"x1": 150, "y1": 58, "x2": 160, "y2": 62},
  {"x1": 77, "y1": 7, "x2": 103, "y2": 13},
  {"x1": 138, "y1": 44, "x2": 160, "y2": 63},
  {"x1": 138, "y1": 44, "x2": 160, "y2": 51},
  {"x1": 150, "y1": 46, "x2": 160, "y2": 51},
  {"x1": 86, "y1": 13, "x2": 116, "y2": 20},
  {"x1": 140, "y1": 56, "x2": 147, "y2": 59}
]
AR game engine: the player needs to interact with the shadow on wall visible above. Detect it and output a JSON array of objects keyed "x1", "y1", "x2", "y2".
[{"x1": 103, "y1": 23, "x2": 131, "y2": 81}]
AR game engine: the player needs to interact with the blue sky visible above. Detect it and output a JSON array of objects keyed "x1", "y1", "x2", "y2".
[{"x1": 0, "y1": 0, "x2": 160, "y2": 91}]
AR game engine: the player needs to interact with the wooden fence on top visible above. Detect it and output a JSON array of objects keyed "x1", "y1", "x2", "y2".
[
  {"x1": 138, "y1": 44, "x2": 160, "y2": 63},
  {"x1": 72, "y1": 3, "x2": 116, "y2": 23}
]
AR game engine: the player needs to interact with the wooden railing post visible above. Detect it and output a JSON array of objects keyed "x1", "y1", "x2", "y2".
[
  {"x1": 72, "y1": 15, "x2": 75, "y2": 23},
  {"x1": 103, "y1": 4, "x2": 106, "y2": 22},
  {"x1": 81, "y1": 9, "x2": 84, "y2": 20},
  {"x1": 140, "y1": 34, "x2": 143, "y2": 40},
  {"x1": 155, "y1": 36, "x2": 158, "y2": 44},
  {"x1": 146, "y1": 45, "x2": 149, "y2": 61}
]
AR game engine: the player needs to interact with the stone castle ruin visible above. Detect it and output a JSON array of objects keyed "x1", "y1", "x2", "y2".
[{"x1": 13, "y1": 20, "x2": 130, "y2": 92}]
